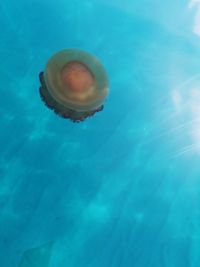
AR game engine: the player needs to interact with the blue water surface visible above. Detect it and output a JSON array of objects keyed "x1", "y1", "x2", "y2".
[{"x1": 1, "y1": 0, "x2": 200, "y2": 266}]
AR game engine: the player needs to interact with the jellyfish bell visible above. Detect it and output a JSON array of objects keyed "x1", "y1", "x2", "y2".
[{"x1": 39, "y1": 49, "x2": 109, "y2": 122}]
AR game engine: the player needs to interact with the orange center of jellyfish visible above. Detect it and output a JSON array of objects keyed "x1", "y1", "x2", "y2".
[{"x1": 60, "y1": 61, "x2": 95, "y2": 93}]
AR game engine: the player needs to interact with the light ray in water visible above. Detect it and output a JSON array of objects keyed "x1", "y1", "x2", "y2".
[{"x1": 170, "y1": 142, "x2": 200, "y2": 159}]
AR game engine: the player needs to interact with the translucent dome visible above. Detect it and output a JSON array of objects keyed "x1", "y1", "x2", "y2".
[{"x1": 39, "y1": 49, "x2": 109, "y2": 122}]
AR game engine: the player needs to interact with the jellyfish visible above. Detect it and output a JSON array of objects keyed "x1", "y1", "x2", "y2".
[
  {"x1": 18, "y1": 242, "x2": 54, "y2": 267},
  {"x1": 39, "y1": 49, "x2": 109, "y2": 122}
]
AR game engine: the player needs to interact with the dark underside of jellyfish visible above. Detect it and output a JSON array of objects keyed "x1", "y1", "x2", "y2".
[{"x1": 39, "y1": 72, "x2": 103, "y2": 123}]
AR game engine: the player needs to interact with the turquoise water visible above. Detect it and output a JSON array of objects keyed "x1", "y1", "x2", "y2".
[{"x1": 1, "y1": 1, "x2": 200, "y2": 266}]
